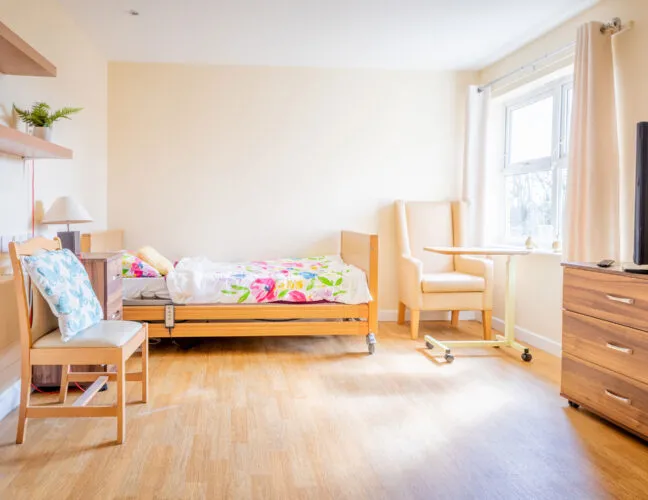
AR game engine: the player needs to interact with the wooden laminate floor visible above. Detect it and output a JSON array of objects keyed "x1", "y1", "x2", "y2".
[{"x1": 1, "y1": 321, "x2": 647, "y2": 500}]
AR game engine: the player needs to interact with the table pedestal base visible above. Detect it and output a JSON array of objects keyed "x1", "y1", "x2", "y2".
[{"x1": 422, "y1": 254, "x2": 532, "y2": 364}]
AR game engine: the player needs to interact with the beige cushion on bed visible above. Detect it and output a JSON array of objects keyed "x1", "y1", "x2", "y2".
[
  {"x1": 32, "y1": 321, "x2": 142, "y2": 349},
  {"x1": 137, "y1": 246, "x2": 174, "y2": 276},
  {"x1": 421, "y1": 272, "x2": 485, "y2": 293}
]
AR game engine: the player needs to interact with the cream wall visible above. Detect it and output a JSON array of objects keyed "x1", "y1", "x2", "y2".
[
  {"x1": 108, "y1": 62, "x2": 474, "y2": 313},
  {"x1": 479, "y1": 0, "x2": 648, "y2": 354},
  {"x1": 0, "y1": 0, "x2": 107, "y2": 417}
]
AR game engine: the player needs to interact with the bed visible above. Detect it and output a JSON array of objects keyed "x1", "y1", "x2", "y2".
[{"x1": 80, "y1": 230, "x2": 379, "y2": 353}]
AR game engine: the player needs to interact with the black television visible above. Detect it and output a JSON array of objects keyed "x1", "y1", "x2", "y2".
[{"x1": 625, "y1": 122, "x2": 648, "y2": 273}]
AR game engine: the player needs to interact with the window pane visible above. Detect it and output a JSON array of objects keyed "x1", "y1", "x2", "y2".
[
  {"x1": 558, "y1": 167, "x2": 567, "y2": 239},
  {"x1": 506, "y1": 171, "x2": 554, "y2": 241},
  {"x1": 509, "y1": 96, "x2": 554, "y2": 164},
  {"x1": 563, "y1": 87, "x2": 573, "y2": 156}
]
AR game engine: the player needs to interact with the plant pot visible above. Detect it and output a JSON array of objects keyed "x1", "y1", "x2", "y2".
[{"x1": 33, "y1": 127, "x2": 53, "y2": 142}]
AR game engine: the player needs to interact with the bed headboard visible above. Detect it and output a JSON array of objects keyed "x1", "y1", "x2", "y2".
[{"x1": 81, "y1": 230, "x2": 124, "y2": 253}]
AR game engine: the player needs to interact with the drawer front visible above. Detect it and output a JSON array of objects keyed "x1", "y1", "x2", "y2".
[
  {"x1": 563, "y1": 311, "x2": 648, "y2": 385},
  {"x1": 563, "y1": 268, "x2": 648, "y2": 331},
  {"x1": 106, "y1": 308, "x2": 123, "y2": 321},
  {"x1": 562, "y1": 354, "x2": 648, "y2": 437},
  {"x1": 105, "y1": 293, "x2": 123, "y2": 321},
  {"x1": 106, "y1": 258, "x2": 122, "y2": 296}
]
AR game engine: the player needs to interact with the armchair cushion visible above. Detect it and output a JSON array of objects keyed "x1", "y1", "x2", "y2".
[{"x1": 421, "y1": 272, "x2": 485, "y2": 293}]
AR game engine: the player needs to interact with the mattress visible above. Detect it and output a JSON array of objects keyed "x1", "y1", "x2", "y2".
[
  {"x1": 122, "y1": 277, "x2": 171, "y2": 301},
  {"x1": 121, "y1": 256, "x2": 371, "y2": 306}
]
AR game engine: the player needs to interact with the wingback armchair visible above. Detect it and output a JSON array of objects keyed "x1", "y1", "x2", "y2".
[{"x1": 395, "y1": 200, "x2": 493, "y2": 340}]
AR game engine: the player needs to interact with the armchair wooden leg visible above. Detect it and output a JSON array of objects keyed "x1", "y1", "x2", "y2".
[
  {"x1": 397, "y1": 302, "x2": 406, "y2": 325},
  {"x1": 410, "y1": 310, "x2": 420, "y2": 340},
  {"x1": 16, "y1": 365, "x2": 31, "y2": 444},
  {"x1": 116, "y1": 359, "x2": 126, "y2": 445},
  {"x1": 141, "y1": 326, "x2": 149, "y2": 404},
  {"x1": 450, "y1": 311, "x2": 459, "y2": 328},
  {"x1": 482, "y1": 310, "x2": 493, "y2": 340},
  {"x1": 59, "y1": 365, "x2": 70, "y2": 403}
]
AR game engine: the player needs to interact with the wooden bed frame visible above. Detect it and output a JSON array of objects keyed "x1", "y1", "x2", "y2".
[{"x1": 81, "y1": 230, "x2": 379, "y2": 353}]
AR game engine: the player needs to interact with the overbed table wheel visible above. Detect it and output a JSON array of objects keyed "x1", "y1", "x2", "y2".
[{"x1": 366, "y1": 333, "x2": 376, "y2": 355}]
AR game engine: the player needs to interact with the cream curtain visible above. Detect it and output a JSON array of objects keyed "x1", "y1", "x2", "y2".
[
  {"x1": 462, "y1": 86, "x2": 491, "y2": 246},
  {"x1": 612, "y1": 26, "x2": 642, "y2": 262},
  {"x1": 564, "y1": 22, "x2": 620, "y2": 262}
]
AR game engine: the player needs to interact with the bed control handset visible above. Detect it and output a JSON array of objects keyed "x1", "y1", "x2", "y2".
[{"x1": 165, "y1": 304, "x2": 175, "y2": 328}]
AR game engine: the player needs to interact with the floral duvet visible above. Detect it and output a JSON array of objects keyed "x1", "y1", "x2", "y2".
[{"x1": 165, "y1": 255, "x2": 372, "y2": 305}]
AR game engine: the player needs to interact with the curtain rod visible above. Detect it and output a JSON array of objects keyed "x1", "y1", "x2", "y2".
[{"x1": 477, "y1": 17, "x2": 627, "y2": 93}]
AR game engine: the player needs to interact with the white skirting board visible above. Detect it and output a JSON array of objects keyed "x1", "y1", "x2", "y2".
[
  {"x1": 490, "y1": 316, "x2": 562, "y2": 357},
  {"x1": 0, "y1": 380, "x2": 20, "y2": 422},
  {"x1": 378, "y1": 310, "x2": 476, "y2": 322}
]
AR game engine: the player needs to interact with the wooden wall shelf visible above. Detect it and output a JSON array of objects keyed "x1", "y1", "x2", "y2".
[
  {"x1": 0, "y1": 21, "x2": 56, "y2": 77},
  {"x1": 0, "y1": 125, "x2": 72, "y2": 159}
]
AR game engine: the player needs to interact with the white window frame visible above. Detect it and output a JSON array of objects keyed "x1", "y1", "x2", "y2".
[{"x1": 502, "y1": 75, "x2": 573, "y2": 245}]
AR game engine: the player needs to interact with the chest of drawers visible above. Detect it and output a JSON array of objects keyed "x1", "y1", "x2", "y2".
[
  {"x1": 80, "y1": 252, "x2": 123, "y2": 321},
  {"x1": 562, "y1": 263, "x2": 648, "y2": 440}
]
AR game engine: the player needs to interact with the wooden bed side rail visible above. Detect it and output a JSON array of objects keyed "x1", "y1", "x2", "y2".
[
  {"x1": 81, "y1": 230, "x2": 124, "y2": 253},
  {"x1": 340, "y1": 231, "x2": 378, "y2": 334}
]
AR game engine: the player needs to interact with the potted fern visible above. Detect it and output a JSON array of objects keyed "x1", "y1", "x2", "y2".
[{"x1": 13, "y1": 102, "x2": 83, "y2": 141}]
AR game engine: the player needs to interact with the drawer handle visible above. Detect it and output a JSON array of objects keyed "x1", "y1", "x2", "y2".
[
  {"x1": 606, "y1": 342, "x2": 634, "y2": 355},
  {"x1": 604, "y1": 389, "x2": 631, "y2": 405},
  {"x1": 605, "y1": 294, "x2": 634, "y2": 305}
]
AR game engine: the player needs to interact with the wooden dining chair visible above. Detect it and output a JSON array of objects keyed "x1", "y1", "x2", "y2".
[{"x1": 10, "y1": 237, "x2": 149, "y2": 445}]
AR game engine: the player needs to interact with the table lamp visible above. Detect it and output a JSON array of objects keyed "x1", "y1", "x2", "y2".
[{"x1": 41, "y1": 196, "x2": 93, "y2": 254}]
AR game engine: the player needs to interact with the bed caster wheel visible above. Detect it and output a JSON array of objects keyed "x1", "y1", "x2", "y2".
[
  {"x1": 568, "y1": 400, "x2": 580, "y2": 409},
  {"x1": 521, "y1": 349, "x2": 532, "y2": 362},
  {"x1": 426, "y1": 341, "x2": 434, "y2": 350},
  {"x1": 444, "y1": 353, "x2": 454, "y2": 363},
  {"x1": 366, "y1": 333, "x2": 376, "y2": 355}
]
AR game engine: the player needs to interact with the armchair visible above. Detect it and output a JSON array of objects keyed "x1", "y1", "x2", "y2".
[{"x1": 395, "y1": 200, "x2": 493, "y2": 340}]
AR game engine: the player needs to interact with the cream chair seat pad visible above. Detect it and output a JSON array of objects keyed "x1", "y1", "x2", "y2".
[
  {"x1": 33, "y1": 320, "x2": 142, "y2": 349},
  {"x1": 421, "y1": 272, "x2": 485, "y2": 293}
]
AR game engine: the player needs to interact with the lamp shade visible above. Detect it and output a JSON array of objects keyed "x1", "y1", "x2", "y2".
[{"x1": 41, "y1": 196, "x2": 93, "y2": 225}]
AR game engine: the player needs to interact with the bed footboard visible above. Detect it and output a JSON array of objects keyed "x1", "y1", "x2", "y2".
[{"x1": 341, "y1": 231, "x2": 378, "y2": 336}]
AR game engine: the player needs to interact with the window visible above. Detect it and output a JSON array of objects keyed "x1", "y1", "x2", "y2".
[{"x1": 503, "y1": 77, "x2": 573, "y2": 246}]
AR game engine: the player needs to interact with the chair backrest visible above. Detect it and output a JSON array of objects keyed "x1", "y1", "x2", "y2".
[
  {"x1": 9, "y1": 238, "x2": 61, "y2": 351},
  {"x1": 395, "y1": 200, "x2": 466, "y2": 273}
]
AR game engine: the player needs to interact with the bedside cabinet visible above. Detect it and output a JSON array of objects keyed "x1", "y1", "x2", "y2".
[
  {"x1": 31, "y1": 252, "x2": 123, "y2": 388},
  {"x1": 80, "y1": 252, "x2": 123, "y2": 321},
  {"x1": 561, "y1": 263, "x2": 648, "y2": 441}
]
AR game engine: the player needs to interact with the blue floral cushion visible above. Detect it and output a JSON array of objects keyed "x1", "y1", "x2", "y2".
[{"x1": 22, "y1": 249, "x2": 103, "y2": 342}]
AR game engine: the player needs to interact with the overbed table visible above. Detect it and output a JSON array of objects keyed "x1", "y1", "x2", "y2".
[{"x1": 422, "y1": 246, "x2": 532, "y2": 363}]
